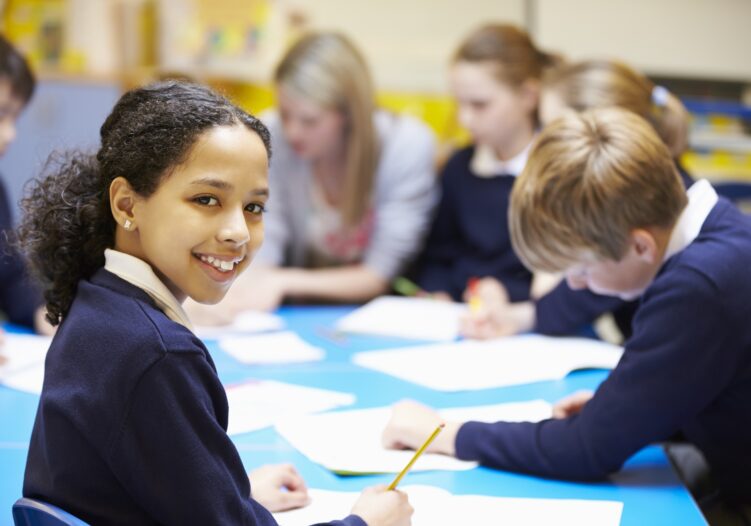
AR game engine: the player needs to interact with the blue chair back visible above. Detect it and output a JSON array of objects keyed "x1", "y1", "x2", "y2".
[{"x1": 12, "y1": 498, "x2": 89, "y2": 526}]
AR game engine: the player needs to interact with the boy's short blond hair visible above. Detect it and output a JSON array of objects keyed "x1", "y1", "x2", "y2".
[{"x1": 510, "y1": 107, "x2": 687, "y2": 273}]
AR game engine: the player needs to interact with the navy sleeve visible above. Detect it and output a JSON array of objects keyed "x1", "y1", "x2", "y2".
[
  {"x1": 456, "y1": 267, "x2": 740, "y2": 479},
  {"x1": 414, "y1": 162, "x2": 463, "y2": 299},
  {"x1": 0, "y1": 179, "x2": 42, "y2": 328},
  {"x1": 534, "y1": 281, "x2": 631, "y2": 335},
  {"x1": 108, "y1": 352, "x2": 361, "y2": 526}
]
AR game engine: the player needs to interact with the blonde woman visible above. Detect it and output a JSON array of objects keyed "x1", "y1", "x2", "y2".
[{"x1": 207, "y1": 32, "x2": 437, "y2": 316}]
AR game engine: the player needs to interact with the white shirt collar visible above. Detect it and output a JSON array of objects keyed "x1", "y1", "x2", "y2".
[
  {"x1": 663, "y1": 179, "x2": 718, "y2": 263},
  {"x1": 470, "y1": 139, "x2": 534, "y2": 178},
  {"x1": 104, "y1": 248, "x2": 193, "y2": 330}
]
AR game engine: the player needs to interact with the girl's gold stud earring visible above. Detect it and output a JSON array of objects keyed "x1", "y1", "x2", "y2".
[{"x1": 124, "y1": 219, "x2": 132, "y2": 230}]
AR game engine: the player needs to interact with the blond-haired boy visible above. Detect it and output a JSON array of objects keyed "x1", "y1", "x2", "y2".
[{"x1": 383, "y1": 108, "x2": 751, "y2": 520}]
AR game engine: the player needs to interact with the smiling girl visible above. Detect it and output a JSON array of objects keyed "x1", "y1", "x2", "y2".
[{"x1": 17, "y1": 82, "x2": 411, "y2": 526}]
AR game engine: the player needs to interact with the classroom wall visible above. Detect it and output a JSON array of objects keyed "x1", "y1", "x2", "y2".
[
  {"x1": 1, "y1": 0, "x2": 750, "y2": 221},
  {"x1": 0, "y1": 80, "x2": 121, "y2": 222},
  {"x1": 242, "y1": 0, "x2": 751, "y2": 91},
  {"x1": 6, "y1": 0, "x2": 751, "y2": 89},
  {"x1": 280, "y1": 0, "x2": 526, "y2": 92},
  {"x1": 534, "y1": 0, "x2": 751, "y2": 82}
]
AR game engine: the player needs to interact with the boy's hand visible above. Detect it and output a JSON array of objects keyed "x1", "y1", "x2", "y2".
[
  {"x1": 459, "y1": 278, "x2": 534, "y2": 339},
  {"x1": 350, "y1": 484, "x2": 413, "y2": 526},
  {"x1": 249, "y1": 463, "x2": 310, "y2": 512},
  {"x1": 382, "y1": 400, "x2": 459, "y2": 456},
  {"x1": 552, "y1": 390, "x2": 594, "y2": 419}
]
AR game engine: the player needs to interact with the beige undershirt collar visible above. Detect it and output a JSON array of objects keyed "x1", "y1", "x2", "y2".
[{"x1": 104, "y1": 248, "x2": 193, "y2": 330}]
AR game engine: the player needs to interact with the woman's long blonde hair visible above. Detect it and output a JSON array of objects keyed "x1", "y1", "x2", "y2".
[
  {"x1": 543, "y1": 60, "x2": 690, "y2": 158},
  {"x1": 275, "y1": 32, "x2": 378, "y2": 227}
]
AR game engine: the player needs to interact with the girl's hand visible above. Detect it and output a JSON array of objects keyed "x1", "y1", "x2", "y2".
[
  {"x1": 459, "y1": 277, "x2": 511, "y2": 339},
  {"x1": 382, "y1": 400, "x2": 458, "y2": 456},
  {"x1": 459, "y1": 278, "x2": 534, "y2": 339},
  {"x1": 249, "y1": 463, "x2": 310, "y2": 512},
  {"x1": 350, "y1": 484, "x2": 413, "y2": 526},
  {"x1": 552, "y1": 390, "x2": 594, "y2": 419}
]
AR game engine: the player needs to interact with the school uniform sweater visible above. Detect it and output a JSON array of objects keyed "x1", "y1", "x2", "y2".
[
  {"x1": 415, "y1": 145, "x2": 533, "y2": 302},
  {"x1": 23, "y1": 267, "x2": 365, "y2": 526},
  {"x1": 0, "y1": 177, "x2": 41, "y2": 328},
  {"x1": 534, "y1": 164, "x2": 695, "y2": 337},
  {"x1": 455, "y1": 186, "x2": 751, "y2": 505}
]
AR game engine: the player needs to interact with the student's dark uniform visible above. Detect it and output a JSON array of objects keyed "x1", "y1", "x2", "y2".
[
  {"x1": 0, "y1": 177, "x2": 41, "y2": 328},
  {"x1": 415, "y1": 145, "x2": 532, "y2": 302},
  {"x1": 23, "y1": 269, "x2": 365, "y2": 526},
  {"x1": 454, "y1": 198, "x2": 751, "y2": 506},
  {"x1": 534, "y1": 165, "x2": 696, "y2": 339}
]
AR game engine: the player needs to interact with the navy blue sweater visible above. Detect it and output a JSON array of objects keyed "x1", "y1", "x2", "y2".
[
  {"x1": 455, "y1": 198, "x2": 751, "y2": 505},
  {"x1": 23, "y1": 269, "x2": 365, "y2": 526},
  {"x1": 0, "y1": 177, "x2": 41, "y2": 328},
  {"x1": 415, "y1": 146, "x2": 532, "y2": 302}
]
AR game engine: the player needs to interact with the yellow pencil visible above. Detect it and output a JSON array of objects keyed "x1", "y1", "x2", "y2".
[
  {"x1": 387, "y1": 423, "x2": 445, "y2": 490},
  {"x1": 467, "y1": 277, "x2": 484, "y2": 314}
]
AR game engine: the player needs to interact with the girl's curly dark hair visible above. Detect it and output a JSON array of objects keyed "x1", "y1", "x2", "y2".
[{"x1": 16, "y1": 81, "x2": 271, "y2": 325}]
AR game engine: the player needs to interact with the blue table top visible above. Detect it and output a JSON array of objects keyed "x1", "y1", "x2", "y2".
[{"x1": 0, "y1": 305, "x2": 706, "y2": 526}]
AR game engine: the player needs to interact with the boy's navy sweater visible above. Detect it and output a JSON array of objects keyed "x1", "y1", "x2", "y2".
[
  {"x1": 415, "y1": 145, "x2": 532, "y2": 302},
  {"x1": 0, "y1": 177, "x2": 41, "y2": 328},
  {"x1": 455, "y1": 198, "x2": 751, "y2": 505},
  {"x1": 23, "y1": 269, "x2": 365, "y2": 526}
]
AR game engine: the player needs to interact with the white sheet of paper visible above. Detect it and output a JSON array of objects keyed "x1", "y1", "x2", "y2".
[
  {"x1": 335, "y1": 296, "x2": 467, "y2": 341},
  {"x1": 219, "y1": 332, "x2": 325, "y2": 365},
  {"x1": 274, "y1": 485, "x2": 623, "y2": 526},
  {"x1": 0, "y1": 334, "x2": 52, "y2": 394},
  {"x1": 1, "y1": 363, "x2": 45, "y2": 394},
  {"x1": 275, "y1": 400, "x2": 552, "y2": 474},
  {"x1": 195, "y1": 310, "x2": 284, "y2": 339},
  {"x1": 225, "y1": 380, "x2": 355, "y2": 436},
  {"x1": 0, "y1": 334, "x2": 51, "y2": 376},
  {"x1": 352, "y1": 334, "x2": 623, "y2": 391}
]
